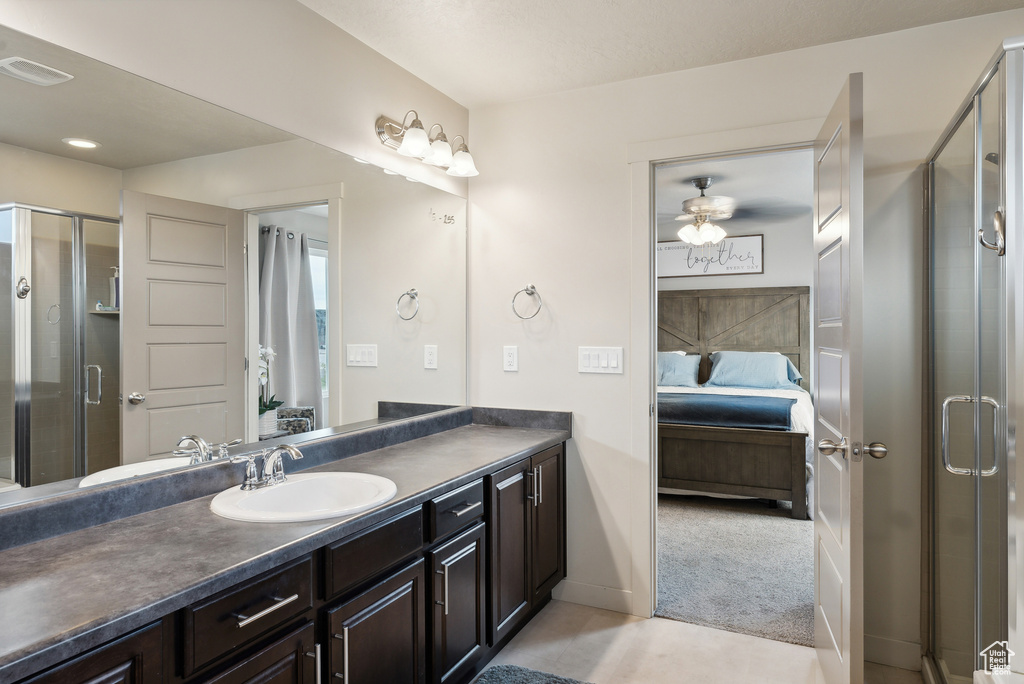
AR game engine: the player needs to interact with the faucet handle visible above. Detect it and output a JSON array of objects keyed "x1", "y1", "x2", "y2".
[
  {"x1": 231, "y1": 451, "x2": 266, "y2": 491},
  {"x1": 215, "y1": 438, "x2": 243, "y2": 460}
]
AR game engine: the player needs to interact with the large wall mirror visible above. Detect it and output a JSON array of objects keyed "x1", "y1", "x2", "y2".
[{"x1": 0, "y1": 24, "x2": 467, "y2": 504}]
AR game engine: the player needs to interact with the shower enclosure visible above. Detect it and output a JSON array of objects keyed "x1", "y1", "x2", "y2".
[
  {"x1": 0, "y1": 204, "x2": 120, "y2": 489},
  {"x1": 926, "y1": 39, "x2": 1021, "y2": 682}
]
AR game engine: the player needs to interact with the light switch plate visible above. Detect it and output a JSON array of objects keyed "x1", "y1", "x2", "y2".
[
  {"x1": 347, "y1": 344, "x2": 378, "y2": 367},
  {"x1": 424, "y1": 345, "x2": 438, "y2": 369},
  {"x1": 503, "y1": 345, "x2": 518, "y2": 372},
  {"x1": 578, "y1": 346, "x2": 623, "y2": 374}
]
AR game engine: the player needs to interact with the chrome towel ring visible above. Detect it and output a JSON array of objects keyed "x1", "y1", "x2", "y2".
[
  {"x1": 397, "y1": 288, "x2": 419, "y2": 320},
  {"x1": 512, "y1": 284, "x2": 543, "y2": 320}
]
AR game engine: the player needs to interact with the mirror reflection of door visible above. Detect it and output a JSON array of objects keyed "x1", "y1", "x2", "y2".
[{"x1": 120, "y1": 190, "x2": 245, "y2": 462}]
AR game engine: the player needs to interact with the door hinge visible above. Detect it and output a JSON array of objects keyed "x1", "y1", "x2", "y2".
[
  {"x1": 650, "y1": 403, "x2": 655, "y2": 416},
  {"x1": 244, "y1": 356, "x2": 248, "y2": 371},
  {"x1": 242, "y1": 242, "x2": 248, "y2": 255}
]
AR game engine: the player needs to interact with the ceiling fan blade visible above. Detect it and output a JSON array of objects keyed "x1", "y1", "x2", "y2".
[{"x1": 727, "y1": 198, "x2": 810, "y2": 223}]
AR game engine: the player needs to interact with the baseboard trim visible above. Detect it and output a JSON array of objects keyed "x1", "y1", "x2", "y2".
[
  {"x1": 866, "y1": 634, "x2": 923, "y2": 671},
  {"x1": 922, "y1": 656, "x2": 940, "y2": 684},
  {"x1": 551, "y1": 580, "x2": 633, "y2": 614}
]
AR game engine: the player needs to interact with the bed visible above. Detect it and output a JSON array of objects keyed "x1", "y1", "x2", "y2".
[{"x1": 656, "y1": 286, "x2": 812, "y2": 520}]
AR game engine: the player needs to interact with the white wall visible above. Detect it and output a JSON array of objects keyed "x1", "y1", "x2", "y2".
[
  {"x1": 468, "y1": 10, "x2": 1024, "y2": 668},
  {"x1": 0, "y1": 142, "x2": 121, "y2": 216}
]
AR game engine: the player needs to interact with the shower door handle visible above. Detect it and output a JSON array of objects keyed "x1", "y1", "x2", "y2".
[
  {"x1": 84, "y1": 365, "x2": 103, "y2": 405},
  {"x1": 941, "y1": 395, "x2": 975, "y2": 476},
  {"x1": 978, "y1": 209, "x2": 1006, "y2": 256}
]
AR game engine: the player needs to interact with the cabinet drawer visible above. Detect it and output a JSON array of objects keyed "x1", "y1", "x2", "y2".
[
  {"x1": 183, "y1": 555, "x2": 313, "y2": 676},
  {"x1": 429, "y1": 479, "x2": 484, "y2": 542},
  {"x1": 325, "y1": 507, "x2": 423, "y2": 600}
]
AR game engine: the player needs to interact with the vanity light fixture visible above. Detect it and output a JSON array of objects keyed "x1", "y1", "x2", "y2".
[
  {"x1": 376, "y1": 111, "x2": 479, "y2": 177},
  {"x1": 62, "y1": 137, "x2": 101, "y2": 149}
]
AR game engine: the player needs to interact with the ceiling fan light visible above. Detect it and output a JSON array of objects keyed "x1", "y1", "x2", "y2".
[
  {"x1": 712, "y1": 226, "x2": 727, "y2": 243},
  {"x1": 678, "y1": 224, "x2": 699, "y2": 244},
  {"x1": 698, "y1": 223, "x2": 716, "y2": 243},
  {"x1": 397, "y1": 117, "x2": 430, "y2": 157}
]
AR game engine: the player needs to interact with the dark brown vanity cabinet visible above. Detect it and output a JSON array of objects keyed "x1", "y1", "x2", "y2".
[
  {"x1": 428, "y1": 522, "x2": 487, "y2": 683},
  {"x1": 326, "y1": 559, "x2": 427, "y2": 684},
  {"x1": 202, "y1": 621, "x2": 318, "y2": 684},
  {"x1": 488, "y1": 444, "x2": 565, "y2": 644},
  {"x1": 19, "y1": 622, "x2": 162, "y2": 684}
]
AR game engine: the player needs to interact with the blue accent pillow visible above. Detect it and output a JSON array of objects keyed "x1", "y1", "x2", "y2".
[
  {"x1": 657, "y1": 352, "x2": 700, "y2": 387},
  {"x1": 705, "y1": 351, "x2": 802, "y2": 390}
]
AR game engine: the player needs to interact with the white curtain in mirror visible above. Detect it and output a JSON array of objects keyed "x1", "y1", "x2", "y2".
[{"x1": 258, "y1": 226, "x2": 323, "y2": 428}]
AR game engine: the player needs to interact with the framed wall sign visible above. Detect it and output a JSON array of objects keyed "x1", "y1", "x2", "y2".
[{"x1": 656, "y1": 234, "x2": 764, "y2": 278}]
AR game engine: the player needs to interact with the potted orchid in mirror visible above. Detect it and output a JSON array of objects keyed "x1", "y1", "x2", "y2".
[{"x1": 258, "y1": 345, "x2": 284, "y2": 437}]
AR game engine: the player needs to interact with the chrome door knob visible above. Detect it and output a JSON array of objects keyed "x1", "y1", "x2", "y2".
[
  {"x1": 864, "y1": 442, "x2": 888, "y2": 459},
  {"x1": 127, "y1": 392, "x2": 146, "y2": 405},
  {"x1": 817, "y1": 437, "x2": 849, "y2": 458}
]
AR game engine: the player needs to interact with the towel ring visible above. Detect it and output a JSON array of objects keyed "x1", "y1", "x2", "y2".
[
  {"x1": 512, "y1": 284, "x2": 543, "y2": 320},
  {"x1": 46, "y1": 303, "x2": 61, "y2": 325},
  {"x1": 397, "y1": 288, "x2": 419, "y2": 320}
]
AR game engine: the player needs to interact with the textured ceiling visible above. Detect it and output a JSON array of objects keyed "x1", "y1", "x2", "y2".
[{"x1": 297, "y1": 0, "x2": 1022, "y2": 107}]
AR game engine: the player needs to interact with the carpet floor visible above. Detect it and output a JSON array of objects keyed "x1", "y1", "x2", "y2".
[{"x1": 655, "y1": 494, "x2": 814, "y2": 646}]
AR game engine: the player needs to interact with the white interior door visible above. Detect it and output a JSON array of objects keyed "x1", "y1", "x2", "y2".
[
  {"x1": 121, "y1": 190, "x2": 245, "y2": 462},
  {"x1": 813, "y1": 73, "x2": 865, "y2": 684}
]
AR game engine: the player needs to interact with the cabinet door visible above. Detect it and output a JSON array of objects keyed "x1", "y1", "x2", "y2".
[
  {"x1": 430, "y1": 522, "x2": 486, "y2": 684},
  {"x1": 531, "y1": 445, "x2": 564, "y2": 600},
  {"x1": 20, "y1": 622, "x2": 162, "y2": 684},
  {"x1": 488, "y1": 459, "x2": 531, "y2": 645},
  {"x1": 203, "y1": 621, "x2": 317, "y2": 684},
  {"x1": 327, "y1": 559, "x2": 426, "y2": 684}
]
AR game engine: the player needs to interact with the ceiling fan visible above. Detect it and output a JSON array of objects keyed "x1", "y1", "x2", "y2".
[{"x1": 674, "y1": 177, "x2": 733, "y2": 245}]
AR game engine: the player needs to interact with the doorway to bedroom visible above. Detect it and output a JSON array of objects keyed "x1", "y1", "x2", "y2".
[{"x1": 652, "y1": 147, "x2": 817, "y2": 647}]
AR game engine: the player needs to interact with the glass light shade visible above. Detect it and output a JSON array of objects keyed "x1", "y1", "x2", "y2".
[
  {"x1": 422, "y1": 138, "x2": 453, "y2": 167},
  {"x1": 397, "y1": 122, "x2": 430, "y2": 157},
  {"x1": 698, "y1": 223, "x2": 716, "y2": 244},
  {"x1": 711, "y1": 225, "x2": 727, "y2": 244},
  {"x1": 678, "y1": 224, "x2": 699, "y2": 244},
  {"x1": 446, "y1": 149, "x2": 479, "y2": 177}
]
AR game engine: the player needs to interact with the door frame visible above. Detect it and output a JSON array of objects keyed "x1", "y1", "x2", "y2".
[
  {"x1": 229, "y1": 184, "x2": 343, "y2": 441},
  {"x1": 626, "y1": 119, "x2": 825, "y2": 618}
]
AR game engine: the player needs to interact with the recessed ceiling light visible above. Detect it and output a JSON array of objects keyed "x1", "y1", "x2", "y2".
[
  {"x1": 62, "y1": 138, "x2": 100, "y2": 149},
  {"x1": 382, "y1": 168, "x2": 400, "y2": 175}
]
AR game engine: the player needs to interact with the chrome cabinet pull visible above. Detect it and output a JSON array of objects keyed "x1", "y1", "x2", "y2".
[
  {"x1": 304, "y1": 643, "x2": 321, "y2": 684},
  {"x1": 526, "y1": 467, "x2": 536, "y2": 506},
  {"x1": 978, "y1": 209, "x2": 1006, "y2": 256},
  {"x1": 537, "y1": 464, "x2": 543, "y2": 506},
  {"x1": 235, "y1": 593, "x2": 299, "y2": 628},
  {"x1": 451, "y1": 501, "x2": 482, "y2": 517},
  {"x1": 941, "y1": 395, "x2": 975, "y2": 476},
  {"x1": 330, "y1": 626, "x2": 348, "y2": 681},
  {"x1": 817, "y1": 437, "x2": 849, "y2": 458},
  {"x1": 84, "y1": 365, "x2": 102, "y2": 405}
]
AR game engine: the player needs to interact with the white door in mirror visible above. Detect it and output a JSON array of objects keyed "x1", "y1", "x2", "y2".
[{"x1": 210, "y1": 472, "x2": 397, "y2": 523}]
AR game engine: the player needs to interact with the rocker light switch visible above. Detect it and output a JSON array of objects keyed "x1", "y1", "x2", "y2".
[
  {"x1": 347, "y1": 344, "x2": 377, "y2": 367},
  {"x1": 578, "y1": 347, "x2": 623, "y2": 374}
]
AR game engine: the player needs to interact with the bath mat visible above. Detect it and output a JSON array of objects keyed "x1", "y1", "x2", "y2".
[{"x1": 474, "y1": 664, "x2": 593, "y2": 684}]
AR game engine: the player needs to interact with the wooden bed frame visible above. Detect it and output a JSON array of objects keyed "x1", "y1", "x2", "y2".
[{"x1": 657, "y1": 286, "x2": 810, "y2": 520}]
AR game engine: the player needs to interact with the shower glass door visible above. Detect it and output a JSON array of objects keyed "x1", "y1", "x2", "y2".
[
  {"x1": 930, "y1": 59, "x2": 1009, "y2": 683},
  {"x1": 932, "y1": 103, "x2": 978, "y2": 684},
  {"x1": 0, "y1": 209, "x2": 13, "y2": 488}
]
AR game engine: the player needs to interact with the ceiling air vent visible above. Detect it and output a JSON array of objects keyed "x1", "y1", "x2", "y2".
[{"x1": 0, "y1": 56, "x2": 73, "y2": 86}]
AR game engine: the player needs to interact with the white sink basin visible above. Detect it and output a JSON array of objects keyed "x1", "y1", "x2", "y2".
[
  {"x1": 79, "y1": 457, "x2": 192, "y2": 488},
  {"x1": 210, "y1": 472, "x2": 398, "y2": 523}
]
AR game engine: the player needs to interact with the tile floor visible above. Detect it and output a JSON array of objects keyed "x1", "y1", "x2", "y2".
[{"x1": 480, "y1": 600, "x2": 924, "y2": 684}]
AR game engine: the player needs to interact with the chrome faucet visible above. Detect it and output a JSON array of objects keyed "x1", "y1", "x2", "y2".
[
  {"x1": 232, "y1": 444, "x2": 303, "y2": 491},
  {"x1": 174, "y1": 435, "x2": 212, "y2": 465},
  {"x1": 262, "y1": 444, "x2": 303, "y2": 485}
]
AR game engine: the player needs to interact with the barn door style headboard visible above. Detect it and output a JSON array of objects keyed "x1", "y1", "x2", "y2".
[{"x1": 657, "y1": 286, "x2": 811, "y2": 389}]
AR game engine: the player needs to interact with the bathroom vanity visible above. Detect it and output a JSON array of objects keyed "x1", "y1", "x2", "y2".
[{"x1": 0, "y1": 407, "x2": 570, "y2": 684}]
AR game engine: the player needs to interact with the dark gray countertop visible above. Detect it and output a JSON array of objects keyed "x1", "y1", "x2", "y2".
[{"x1": 0, "y1": 423, "x2": 568, "y2": 683}]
